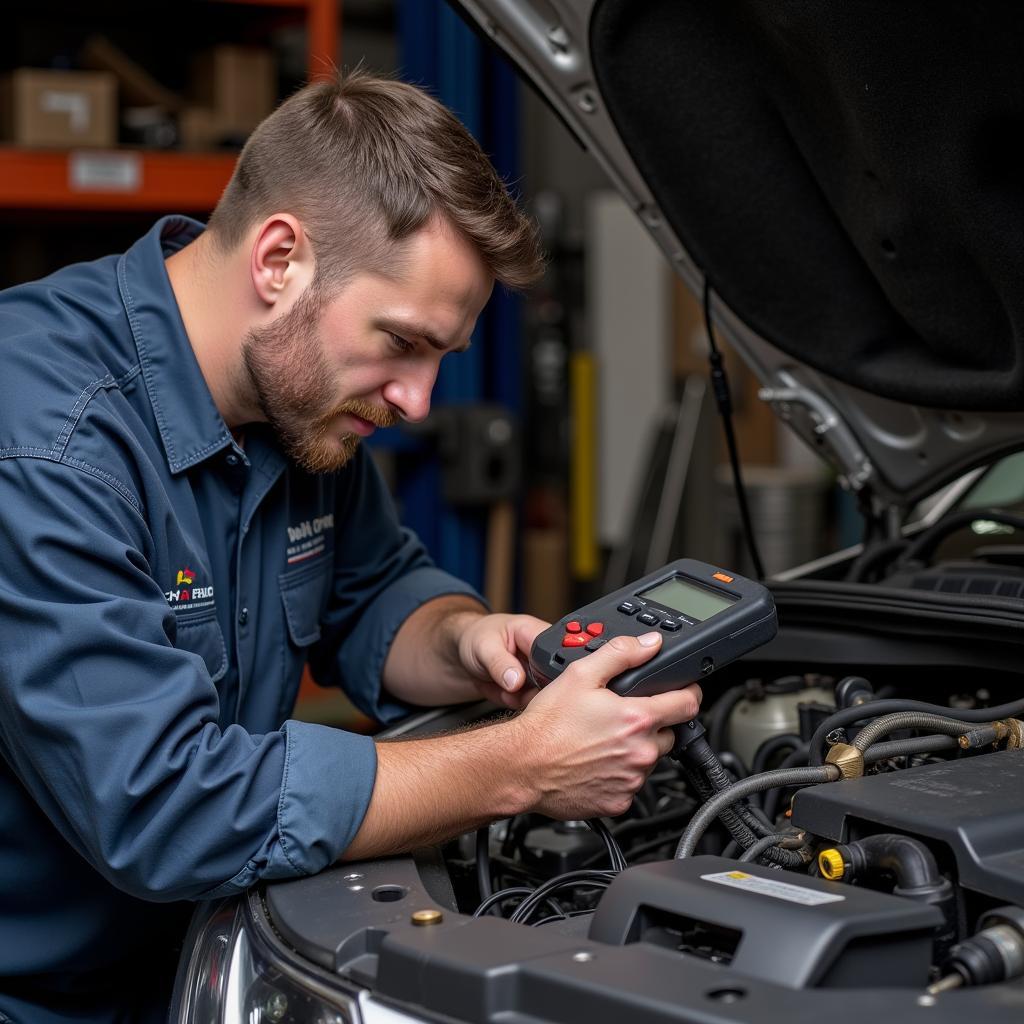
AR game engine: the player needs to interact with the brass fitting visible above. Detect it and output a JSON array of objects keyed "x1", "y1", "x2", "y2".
[
  {"x1": 411, "y1": 909, "x2": 444, "y2": 926},
  {"x1": 1006, "y1": 719, "x2": 1024, "y2": 750},
  {"x1": 819, "y1": 848, "x2": 847, "y2": 880},
  {"x1": 825, "y1": 742, "x2": 865, "y2": 779}
]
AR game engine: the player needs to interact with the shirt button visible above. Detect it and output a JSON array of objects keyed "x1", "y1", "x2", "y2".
[
  {"x1": 225, "y1": 453, "x2": 240, "y2": 467},
  {"x1": 238, "y1": 607, "x2": 249, "y2": 626}
]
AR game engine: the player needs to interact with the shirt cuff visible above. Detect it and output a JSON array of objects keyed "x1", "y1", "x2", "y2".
[{"x1": 266, "y1": 720, "x2": 377, "y2": 878}]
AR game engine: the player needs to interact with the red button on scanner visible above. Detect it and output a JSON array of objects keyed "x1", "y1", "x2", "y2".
[
  {"x1": 586, "y1": 622, "x2": 604, "y2": 637},
  {"x1": 562, "y1": 633, "x2": 589, "y2": 647},
  {"x1": 566, "y1": 620, "x2": 582, "y2": 633}
]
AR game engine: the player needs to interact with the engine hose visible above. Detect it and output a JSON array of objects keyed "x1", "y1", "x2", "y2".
[
  {"x1": 761, "y1": 744, "x2": 814, "y2": 821},
  {"x1": 738, "y1": 831, "x2": 803, "y2": 864},
  {"x1": 809, "y1": 697, "x2": 1024, "y2": 765},
  {"x1": 852, "y1": 712, "x2": 1000, "y2": 753},
  {"x1": 476, "y1": 827, "x2": 494, "y2": 909},
  {"x1": 680, "y1": 764, "x2": 758, "y2": 850},
  {"x1": 708, "y1": 685, "x2": 747, "y2": 752},
  {"x1": 676, "y1": 765, "x2": 841, "y2": 859},
  {"x1": 751, "y1": 733, "x2": 804, "y2": 776},
  {"x1": 863, "y1": 735, "x2": 959, "y2": 764},
  {"x1": 833, "y1": 834, "x2": 958, "y2": 965},
  {"x1": 680, "y1": 762, "x2": 803, "y2": 868}
]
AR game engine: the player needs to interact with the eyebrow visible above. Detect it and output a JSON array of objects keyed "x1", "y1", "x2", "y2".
[{"x1": 377, "y1": 318, "x2": 472, "y2": 354}]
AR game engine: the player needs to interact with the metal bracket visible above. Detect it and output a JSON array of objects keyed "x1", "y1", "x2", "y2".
[{"x1": 759, "y1": 369, "x2": 874, "y2": 493}]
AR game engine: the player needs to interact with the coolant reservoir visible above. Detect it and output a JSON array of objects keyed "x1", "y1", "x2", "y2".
[{"x1": 727, "y1": 686, "x2": 835, "y2": 769}]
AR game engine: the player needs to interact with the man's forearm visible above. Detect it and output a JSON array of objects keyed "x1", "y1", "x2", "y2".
[
  {"x1": 341, "y1": 717, "x2": 532, "y2": 860},
  {"x1": 382, "y1": 595, "x2": 487, "y2": 706}
]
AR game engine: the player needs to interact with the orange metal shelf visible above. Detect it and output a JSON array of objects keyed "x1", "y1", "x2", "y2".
[
  {"x1": 0, "y1": 0, "x2": 339, "y2": 213},
  {"x1": 0, "y1": 148, "x2": 238, "y2": 212}
]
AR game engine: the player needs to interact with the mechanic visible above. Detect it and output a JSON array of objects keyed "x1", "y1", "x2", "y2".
[{"x1": 0, "y1": 71, "x2": 702, "y2": 1023}]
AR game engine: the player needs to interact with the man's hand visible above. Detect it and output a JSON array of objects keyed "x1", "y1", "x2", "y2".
[
  {"x1": 454, "y1": 611, "x2": 548, "y2": 709},
  {"x1": 382, "y1": 597, "x2": 547, "y2": 709},
  {"x1": 344, "y1": 629, "x2": 702, "y2": 860},
  {"x1": 508, "y1": 631, "x2": 703, "y2": 819}
]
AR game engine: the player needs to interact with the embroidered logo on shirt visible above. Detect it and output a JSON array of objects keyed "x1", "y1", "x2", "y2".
[
  {"x1": 166, "y1": 565, "x2": 215, "y2": 611},
  {"x1": 286, "y1": 514, "x2": 334, "y2": 565}
]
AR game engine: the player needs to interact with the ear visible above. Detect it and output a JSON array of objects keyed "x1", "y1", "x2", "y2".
[{"x1": 249, "y1": 214, "x2": 314, "y2": 309}]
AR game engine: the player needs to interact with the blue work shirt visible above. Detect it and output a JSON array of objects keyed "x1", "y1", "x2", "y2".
[{"x1": 0, "y1": 216, "x2": 480, "y2": 1021}]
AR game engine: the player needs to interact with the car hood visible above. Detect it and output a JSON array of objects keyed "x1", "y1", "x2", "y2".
[{"x1": 456, "y1": 0, "x2": 1024, "y2": 509}]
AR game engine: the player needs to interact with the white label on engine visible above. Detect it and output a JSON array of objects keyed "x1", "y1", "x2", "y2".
[{"x1": 701, "y1": 870, "x2": 845, "y2": 905}]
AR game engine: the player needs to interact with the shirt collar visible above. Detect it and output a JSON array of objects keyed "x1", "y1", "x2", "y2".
[{"x1": 117, "y1": 215, "x2": 235, "y2": 474}]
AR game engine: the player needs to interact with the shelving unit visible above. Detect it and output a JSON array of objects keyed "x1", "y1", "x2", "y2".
[{"x1": 0, "y1": 0, "x2": 338, "y2": 216}]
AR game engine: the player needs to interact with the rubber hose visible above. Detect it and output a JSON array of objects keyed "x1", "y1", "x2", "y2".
[
  {"x1": 738, "y1": 831, "x2": 802, "y2": 864},
  {"x1": 761, "y1": 744, "x2": 812, "y2": 820},
  {"x1": 676, "y1": 765, "x2": 840, "y2": 859},
  {"x1": 809, "y1": 697, "x2": 1024, "y2": 765},
  {"x1": 751, "y1": 733, "x2": 804, "y2": 776},
  {"x1": 863, "y1": 735, "x2": 959, "y2": 764},
  {"x1": 852, "y1": 712, "x2": 996, "y2": 753},
  {"x1": 708, "y1": 685, "x2": 747, "y2": 752},
  {"x1": 842, "y1": 834, "x2": 958, "y2": 965}
]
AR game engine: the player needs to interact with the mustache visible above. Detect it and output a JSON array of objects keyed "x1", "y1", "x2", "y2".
[{"x1": 325, "y1": 398, "x2": 399, "y2": 429}]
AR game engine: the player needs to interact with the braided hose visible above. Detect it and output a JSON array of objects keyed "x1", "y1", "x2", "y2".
[
  {"x1": 676, "y1": 765, "x2": 840, "y2": 859},
  {"x1": 852, "y1": 712, "x2": 999, "y2": 752}
]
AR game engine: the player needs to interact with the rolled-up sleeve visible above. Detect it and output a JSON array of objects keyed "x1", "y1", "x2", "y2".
[
  {"x1": 308, "y1": 447, "x2": 484, "y2": 722},
  {"x1": 0, "y1": 455, "x2": 376, "y2": 901}
]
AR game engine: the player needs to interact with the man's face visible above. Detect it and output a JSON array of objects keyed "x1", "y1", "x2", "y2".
[{"x1": 242, "y1": 218, "x2": 493, "y2": 473}]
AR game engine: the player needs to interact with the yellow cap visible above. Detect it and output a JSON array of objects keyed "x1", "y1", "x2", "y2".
[
  {"x1": 819, "y1": 849, "x2": 846, "y2": 880},
  {"x1": 411, "y1": 909, "x2": 444, "y2": 926}
]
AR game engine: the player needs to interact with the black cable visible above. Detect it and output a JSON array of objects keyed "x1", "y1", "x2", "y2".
[
  {"x1": 509, "y1": 870, "x2": 618, "y2": 925},
  {"x1": 532, "y1": 909, "x2": 596, "y2": 927},
  {"x1": 472, "y1": 885, "x2": 568, "y2": 920},
  {"x1": 476, "y1": 827, "x2": 494, "y2": 913},
  {"x1": 809, "y1": 696, "x2": 1024, "y2": 765},
  {"x1": 472, "y1": 886, "x2": 534, "y2": 918},
  {"x1": 587, "y1": 818, "x2": 627, "y2": 871},
  {"x1": 703, "y1": 278, "x2": 765, "y2": 579},
  {"x1": 898, "y1": 508, "x2": 1024, "y2": 567}
]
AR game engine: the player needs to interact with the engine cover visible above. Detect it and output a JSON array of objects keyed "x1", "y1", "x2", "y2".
[{"x1": 792, "y1": 748, "x2": 1024, "y2": 904}]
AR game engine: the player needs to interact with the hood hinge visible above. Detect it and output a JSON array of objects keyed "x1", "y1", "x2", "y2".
[{"x1": 759, "y1": 369, "x2": 874, "y2": 494}]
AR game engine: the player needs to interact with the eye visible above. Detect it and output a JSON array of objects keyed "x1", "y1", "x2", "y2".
[{"x1": 389, "y1": 332, "x2": 415, "y2": 354}]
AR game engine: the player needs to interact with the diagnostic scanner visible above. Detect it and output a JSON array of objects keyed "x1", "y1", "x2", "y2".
[{"x1": 528, "y1": 558, "x2": 777, "y2": 696}]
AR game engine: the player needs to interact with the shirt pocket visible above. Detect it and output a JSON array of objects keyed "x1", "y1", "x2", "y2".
[
  {"x1": 278, "y1": 558, "x2": 333, "y2": 648},
  {"x1": 173, "y1": 607, "x2": 228, "y2": 682}
]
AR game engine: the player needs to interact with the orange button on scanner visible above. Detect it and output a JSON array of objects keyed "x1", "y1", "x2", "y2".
[
  {"x1": 586, "y1": 622, "x2": 604, "y2": 636},
  {"x1": 566, "y1": 620, "x2": 582, "y2": 633},
  {"x1": 562, "y1": 633, "x2": 589, "y2": 647},
  {"x1": 712, "y1": 572, "x2": 734, "y2": 583}
]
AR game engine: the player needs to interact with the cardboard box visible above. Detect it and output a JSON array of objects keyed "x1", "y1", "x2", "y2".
[
  {"x1": 0, "y1": 69, "x2": 117, "y2": 148},
  {"x1": 191, "y1": 46, "x2": 275, "y2": 140}
]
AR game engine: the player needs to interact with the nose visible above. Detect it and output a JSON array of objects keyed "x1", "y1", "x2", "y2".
[{"x1": 382, "y1": 360, "x2": 439, "y2": 424}]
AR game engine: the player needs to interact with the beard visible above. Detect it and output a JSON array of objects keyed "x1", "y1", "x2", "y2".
[{"x1": 241, "y1": 287, "x2": 397, "y2": 474}]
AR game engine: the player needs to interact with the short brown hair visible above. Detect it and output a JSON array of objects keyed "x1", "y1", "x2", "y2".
[{"x1": 207, "y1": 70, "x2": 543, "y2": 291}]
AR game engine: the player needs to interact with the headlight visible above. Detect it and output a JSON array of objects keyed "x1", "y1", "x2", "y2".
[{"x1": 170, "y1": 893, "x2": 360, "y2": 1024}]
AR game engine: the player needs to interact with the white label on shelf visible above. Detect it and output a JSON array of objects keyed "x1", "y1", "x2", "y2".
[
  {"x1": 69, "y1": 152, "x2": 142, "y2": 192},
  {"x1": 701, "y1": 870, "x2": 845, "y2": 905}
]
